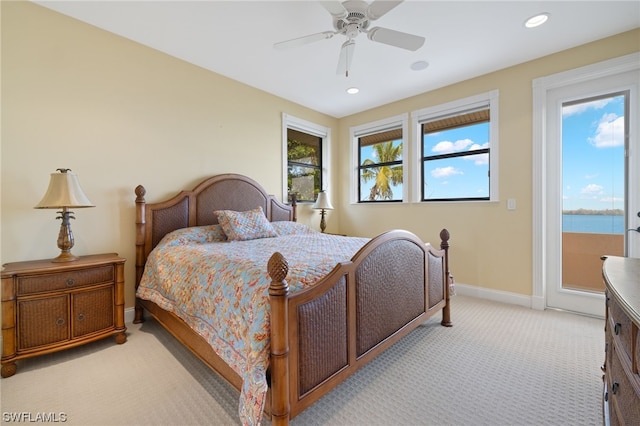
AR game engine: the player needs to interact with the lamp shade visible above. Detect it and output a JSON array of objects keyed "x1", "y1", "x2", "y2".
[
  {"x1": 34, "y1": 169, "x2": 95, "y2": 209},
  {"x1": 312, "y1": 191, "x2": 334, "y2": 210}
]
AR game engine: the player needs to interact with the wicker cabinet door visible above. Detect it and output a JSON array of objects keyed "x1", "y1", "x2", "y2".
[
  {"x1": 18, "y1": 295, "x2": 69, "y2": 350},
  {"x1": 72, "y1": 286, "x2": 114, "y2": 338}
]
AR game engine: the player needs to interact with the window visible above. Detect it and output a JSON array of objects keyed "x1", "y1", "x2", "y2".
[
  {"x1": 283, "y1": 114, "x2": 330, "y2": 203},
  {"x1": 412, "y1": 91, "x2": 499, "y2": 202},
  {"x1": 351, "y1": 115, "x2": 408, "y2": 203}
]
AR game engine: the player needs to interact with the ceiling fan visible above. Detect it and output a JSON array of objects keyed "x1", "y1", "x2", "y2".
[{"x1": 274, "y1": 0, "x2": 425, "y2": 77}]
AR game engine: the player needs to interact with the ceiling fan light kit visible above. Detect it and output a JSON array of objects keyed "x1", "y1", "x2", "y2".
[{"x1": 274, "y1": 0, "x2": 425, "y2": 77}]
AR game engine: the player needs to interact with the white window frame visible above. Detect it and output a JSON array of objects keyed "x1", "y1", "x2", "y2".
[
  {"x1": 350, "y1": 114, "x2": 409, "y2": 204},
  {"x1": 411, "y1": 90, "x2": 499, "y2": 202},
  {"x1": 282, "y1": 113, "x2": 331, "y2": 203}
]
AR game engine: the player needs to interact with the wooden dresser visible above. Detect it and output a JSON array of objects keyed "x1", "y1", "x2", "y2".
[
  {"x1": 1, "y1": 253, "x2": 126, "y2": 378},
  {"x1": 602, "y1": 256, "x2": 640, "y2": 425}
]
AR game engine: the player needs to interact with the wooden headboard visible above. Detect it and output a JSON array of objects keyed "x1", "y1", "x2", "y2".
[{"x1": 134, "y1": 173, "x2": 296, "y2": 288}]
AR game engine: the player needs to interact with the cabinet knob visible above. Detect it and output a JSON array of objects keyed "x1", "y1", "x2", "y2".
[
  {"x1": 66, "y1": 278, "x2": 75, "y2": 287},
  {"x1": 612, "y1": 382, "x2": 619, "y2": 394},
  {"x1": 614, "y1": 323, "x2": 621, "y2": 335},
  {"x1": 55, "y1": 318, "x2": 65, "y2": 326},
  {"x1": 77, "y1": 313, "x2": 85, "y2": 321}
]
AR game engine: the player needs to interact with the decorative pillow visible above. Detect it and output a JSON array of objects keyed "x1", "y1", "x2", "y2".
[
  {"x1": 215, "y1": 206, "x2": 278, "y2": 241},
  {"x1": 271, "y1": 221, "x2": 318, "y2": 236}
]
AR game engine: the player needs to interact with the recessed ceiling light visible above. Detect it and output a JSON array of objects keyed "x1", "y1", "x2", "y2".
[
  {"x1": 410, "y1": 60, "x2": 429, "y2": 71},
  {"x1": 346, "y1": 87, "x2": 359, "y2": 94},
  {"x1": 525, "y1": 12, "x2": 550, "y2": 28}
]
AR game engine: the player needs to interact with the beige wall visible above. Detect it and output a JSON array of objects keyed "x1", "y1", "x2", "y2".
[
  {"x1": 0, "y1": 2, "x2": 338, "y2": 307},
  {"x1": 2, "y1": 2, "x2": 639, "y2": 308}
]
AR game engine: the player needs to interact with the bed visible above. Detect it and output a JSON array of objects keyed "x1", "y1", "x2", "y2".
[{"x1": 133, "y1": 173, "x2": 452, "y2": 425}]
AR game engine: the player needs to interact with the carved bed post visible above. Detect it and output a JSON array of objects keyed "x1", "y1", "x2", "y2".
[
  {"x1": 268, "y1": 252, "x2": 291, "y2": 425},
  {"x1": 290, "y1": 194, "x2": 298, "y2": 222},
  {"x1": 133, "y1": 185, "x2": 147, "y2": 324},
  {"x1": 439, "y1": 228, "x2": 453, "y2": 327}
]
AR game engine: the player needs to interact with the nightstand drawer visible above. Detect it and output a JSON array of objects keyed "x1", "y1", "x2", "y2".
[
  {"x1": 18, "y1": 295, "x2": 70, "y2": 350},
  {"x1": 17, "y1": 265, "x2": 114, "y2": 295},
  {"x1": 72, "y1": 286, "x2": 115, "y2": 338}
]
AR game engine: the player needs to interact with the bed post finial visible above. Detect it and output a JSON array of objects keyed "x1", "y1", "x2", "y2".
[
  {"x1": 439, "y1": 228, "x2": 453, "y2": 327},
  {"x1": 134, "y1": 185, "x2": 147, "y2": 324},
  {"x1": 268, "y1": 252, "x2": 291, "y2": 425},
  {"x1": 135, "y1": 184, "x2": 146, "y2": 201}
]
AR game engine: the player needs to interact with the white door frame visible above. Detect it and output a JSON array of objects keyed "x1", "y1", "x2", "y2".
[{"x1": 532, "y1": 53, "x2": 640, "y2": 313}]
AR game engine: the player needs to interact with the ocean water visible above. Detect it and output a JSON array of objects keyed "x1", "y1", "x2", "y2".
[{"x1": 562, "y1": 214, "x2": 624, "y2": 234}]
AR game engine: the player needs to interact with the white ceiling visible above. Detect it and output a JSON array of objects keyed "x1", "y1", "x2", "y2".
[{"x1": 35, "y1": 1, "x2": 640, "y2": 118}]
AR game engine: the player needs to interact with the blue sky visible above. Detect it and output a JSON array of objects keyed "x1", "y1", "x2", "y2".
[
  {"x1": 562, "y1": 94, "x2": 625, "y2": 211},
  {"x1": 422, "y1": 123, "x2": 489, "y2": 199}
]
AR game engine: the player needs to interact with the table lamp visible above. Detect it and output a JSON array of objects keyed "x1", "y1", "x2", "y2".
[
  {"x1": 34, "y1": 168, "x2": 95, "y2": 262},
  {"x1": 312, "y1": 190, "x2": 334, "y2": 233}
]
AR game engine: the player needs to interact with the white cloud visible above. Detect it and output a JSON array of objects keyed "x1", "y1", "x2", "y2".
[
  {"x1": 580, "y1": 183, "x2": 604, "y2": 194},
  {"x1": 589, "y1": 113, "x2": 624, "y2": 148},
  {"x1": 584, "y1": 173, "x2": 599, "y2": 179},
  {"x1": 432, "y1": 139, "x2": 473, "y2": 154},
  {"x1": 562, "y1": 98, "x2": 612, "y2": 117},
  {"x1": 600, "y1": 196, "x2": 624, "y2": 203},
  {"x1": 463, "y1": 143, "x2": 489, "y2": 165},
  {"x1": 431, "y1": 167, "x2": 462, "y2": 178}
]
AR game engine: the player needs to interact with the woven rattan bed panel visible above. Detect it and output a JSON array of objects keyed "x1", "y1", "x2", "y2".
[
  {"x1": 428, "y1": 251, "x2": 445, "y2": 309},
  {"x1": 150, "y1": 197, "x2": 190, "y2": 249},
  {"x1": 355, "y1": 239, "x2": 425, "y2": 357},
  {"x1": 296, "y1": 277, "x2": 348, "y2": 396},
  {"x1": 195, "y1": 179, "x2": 269, "y2": 225}
]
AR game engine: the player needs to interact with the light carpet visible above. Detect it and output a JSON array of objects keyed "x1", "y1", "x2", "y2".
[{"x1": 0, "y1": 295, "x2": 605, "y2": 426}]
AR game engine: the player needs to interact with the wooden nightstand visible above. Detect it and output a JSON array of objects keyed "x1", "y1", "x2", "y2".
[{"x1": 1, "y1": 253, "x2": 126, "y2": 378}]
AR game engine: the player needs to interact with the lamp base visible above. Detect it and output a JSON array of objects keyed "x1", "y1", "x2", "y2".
[
  {"x1": 52, "y1": 251, "x2": 79, "y2": 263},
  {"x1": 319, "y1": 209, "x2": 327, "y2": 233},
  {"x1": 52, "y1": 209, "x2": 78, "y2": 262}
]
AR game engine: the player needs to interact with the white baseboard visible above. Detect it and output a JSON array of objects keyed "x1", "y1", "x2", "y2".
[
  {"x1": 125, "y1": 307, "x2": 136, "y2": 324},
  {"x1": 453, "y1": 282, "x2": 543, "y2": 310}
]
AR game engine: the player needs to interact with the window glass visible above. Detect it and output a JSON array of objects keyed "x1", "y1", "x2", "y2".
[
  {"x1": 412, "y1": 91, "x2": 498, "y2": 202},
  {"x1": 422, "y1": 119, "x2": 490, "y2": 200},
  {"x1": 287, "y1": 128, "x2": 321, "y2": 202},
  {"x1": 358, "y1": 128, "x2": 403, "y2": 202}
]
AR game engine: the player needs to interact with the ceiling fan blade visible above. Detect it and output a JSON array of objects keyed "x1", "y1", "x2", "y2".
[
  {"x1": 366, "y1": 0, "x2": 403, "y2": 20},
  {"x1": 367, "y1": 27, "x2": 425, "y2": 51},
  {"x1": 336, "y1": 39, "x2": 356, "y2": 77},
  {"x1": 319, "y1": 1, "x2": 348, "y2": 18},
  {"x1": 274, "y1": 31, "x2": 335, "y2": 50}
]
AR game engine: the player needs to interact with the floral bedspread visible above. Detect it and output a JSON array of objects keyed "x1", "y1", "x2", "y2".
[{"x1": 136, "y1": 222, "x2": 368, "y2": 426}]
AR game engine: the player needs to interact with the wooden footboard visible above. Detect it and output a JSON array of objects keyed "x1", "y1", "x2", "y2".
[{"x1": 267, "y1": 229, "x2": 451, "y2": 424}]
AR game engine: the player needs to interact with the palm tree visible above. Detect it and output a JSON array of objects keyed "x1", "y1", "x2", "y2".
[{"x1": 361, "y1": 141, "x2": 403, "y2": 200}]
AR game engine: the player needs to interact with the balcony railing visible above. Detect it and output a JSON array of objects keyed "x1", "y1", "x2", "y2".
[{"x1": 562, "y1": 232, "x2": 624, "y2": 293}]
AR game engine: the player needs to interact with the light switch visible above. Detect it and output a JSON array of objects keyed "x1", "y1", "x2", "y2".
[{"x1": 507, "y1": 199, "x2": 516, "y2": 210}]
